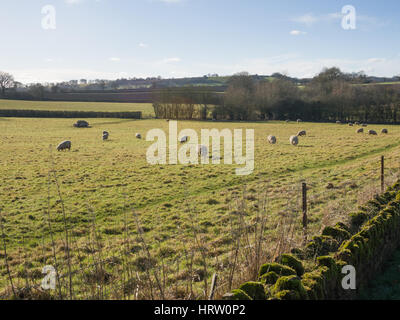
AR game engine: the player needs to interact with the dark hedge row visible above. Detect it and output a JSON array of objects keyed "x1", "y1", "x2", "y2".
[
  {"x1": 224, "y1": 180, "x2": 400, "y2": 300},
  {"x1": 0, "y1": 109, "x2": 142, "y2": 119}
]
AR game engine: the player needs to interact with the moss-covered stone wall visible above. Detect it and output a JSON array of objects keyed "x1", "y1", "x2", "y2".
[{"x1": 224, "y1": 181, "x2": 400, "y2": 300}]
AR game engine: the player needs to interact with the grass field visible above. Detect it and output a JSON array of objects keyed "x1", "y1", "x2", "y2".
[
  {"x1": 2, "y1": 116, "x2": 400, "y2": 299},
  {"x1": 0, "y1": 99, "x2": 155, "y2": 117}
]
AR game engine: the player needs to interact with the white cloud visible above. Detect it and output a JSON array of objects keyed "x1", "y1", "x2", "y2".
[
  {"x1": 290, "y1": 30, "x2": 306, "y2": 36},
  {"x1": 109, "y1": 57, "x2": 121, "y2": 62},
  {"x1": 161, "y1": 57, "x2": 181, "y2": 63},
  {"x1": 65, "y1": 0, "x2": 84, "y2": 4},
  {"x1": 292, "y1": 12, "x2": 386, "y2": 30},
  {"x1": 292, "y1": 13, "x2": 320, "y2": 26},
  {"x1": 139, "y1": 42, "x2": 148, "y2": 48}
]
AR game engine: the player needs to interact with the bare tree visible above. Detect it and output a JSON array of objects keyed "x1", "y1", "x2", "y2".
[{"x1": 0, "y1": 71, "x2": 14, "y2": 96}]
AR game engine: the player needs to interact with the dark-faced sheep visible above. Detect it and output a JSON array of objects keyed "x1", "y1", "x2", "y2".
[
  {"x1": 180, "y1": 136, "x2": 189, "y2": 143},
  {"x1": 355, "y1": 122, "x2": 360, "y2": 125},
  {"x1": 348, "y1": 123, "x2": 353, "y2": 127},
  {"x1": 136, "y1": 133, "x2": 142, "y2": 139},
  {"x1": 368, "y1": 130, "x2": 377, "y2": 135},
  {"x1": 362, "y1": 123, "x2": 368, "y2": 127},
  {"x1": 381, "y1": 129, "x2": 388, "y2": 134},
  {"x1": 290, "y1": 135, "x2": 299, "y2": 146},
  {"x1": 268, "y1": 135, "x2": 277, "y2": 144},
  {"x1": 357, "y1": 128, "x2": 364, "y2": 133},
  {"x1": 297, "y1": 130, "x2": 306, "y2": 137},
  {"x1": 57, "y1": 140, "x2": 71, "y2": 151},
  {"x1": 336, "y1": 121, "x2": 341, "y2": 124},
  {"x1": 103, "y1": 131, "x2": 109, "y2": 141}
]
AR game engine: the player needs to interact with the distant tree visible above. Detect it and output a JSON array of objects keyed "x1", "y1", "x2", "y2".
[
  {"x1": 29, "y1": 84, "x2": 46, "y2": 100},
  {"x1": 51, "y1": 85, "x2": 60, "y2": 93},
  {"x1": 0, "y1": 71, "x2": 14, "y2": 96}
]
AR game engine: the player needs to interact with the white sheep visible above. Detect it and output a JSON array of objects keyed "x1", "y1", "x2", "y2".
[
  {"x1": 297, "y1": 119, "x2": 302, "y2": 123},
  {"x1": 268, "y1": 135, "x2": 277, "y2": 144},
  {"x1": 290, "y1": 135, "x2": 299, "y2": 146},
  {"x1": 57, "y1": 140, "x2": 71, "y2": 151},
  {"x1": 180, "y1": 136, "x2": 189, "y2": 143}
]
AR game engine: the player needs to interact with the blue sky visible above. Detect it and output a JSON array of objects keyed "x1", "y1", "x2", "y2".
[{"x1": 1, "y1": 0, "x2": 400, "y2": 83}]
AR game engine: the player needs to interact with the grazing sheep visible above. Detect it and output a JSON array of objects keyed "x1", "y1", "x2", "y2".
[
  {"x1": 197, "y1": 144, "x2": 208, "y2": 158},
  {"x1": 290, "y1": 135, "x2": 299, "y2": 146},
  {"x1": 135, "y1": 133, "x2": 142, "y2": 139},
  {"x1": 268, "y1": 135, "x2": 277, "y2": 144},
  {"x1": 57, "y1": 140, "x2": 71, "y2": 151},
  {"x1": 73, "y1": 120, "x2": 89, "y2": 128},
  {"x1": 103, "y1": 131, "x2": 109, "y2": 141},
  {"x1": 368, "y1": 130, "x2": 377, "y2": 135},
  {"x1": 285, "y1": 120, "x2": 290, "y2": 123},
  {"x1": 381, "y1": 129, "x2": 388, "y2": 134},
  {"x1": 357, "y1": 128, "x2": 364, "y2": 133},
  {"x1": 297, "y1": 130, "x2": 306, "y2": 137},
  {"x1": 297, "y1": 119, "x2": 302, "y2": 123},
  {"x1": 180, "y1": 136, "x2": 189, "y2": 143},
  {"x1": 355, "y1": 122, "x2": 360, "y2": 125},
  {"x1": 336, "y1": 121, "x2": 341, "y2": 124},
  {"x1": 348, "y1": 123, "x2": 353, "y2": 126},
  {"x1": 362, "y1": 123, "x2": 368, "y2": 127}
]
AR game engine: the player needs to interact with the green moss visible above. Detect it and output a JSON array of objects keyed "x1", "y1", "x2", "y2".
[
  {"x1": 305, "y1": 235, "x2": 339, "y2": 258},
  {"x1": 260, "y1": 271, "x2": 280, "y2": 285},
  {"x1": 223, "y1": 289, "x2": 252, "y2": 300},
  {"x1": 239, "y1": 281, "x2": 266, "y2": 300},
  {"x1": 302, "y1": 270, "x2": 325, "y2": 300},
  {"x1": 322, "y1": 226, "x2": 351, "y2": 243},
  {"x1": 349, "y1": 211, "x2": 369, "y2": 230},
  {"x1": 317, "y1": 256, "x2": 337, "y2": 270},
  {"x1": 290, "y1": 247, "x2": 305, "y2": 260},
  {"x1": 274, "y1": 290, "x2": 300, "y2": 300},
  {"x1": 277, "y1": 254, "x2": 305, "y2": 276},
  {"x1": 258, "y1": 263, "x2": 296, "y2": 278},
  {"x1": 273, "y1": 275, "x2": 308, "y2": 300}
]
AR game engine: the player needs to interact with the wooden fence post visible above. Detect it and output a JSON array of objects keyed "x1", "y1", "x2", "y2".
[
  {"x1": 209, "y1": 273, "x2": 218, "y2": 300},
  {"x1": 381, "y1": 156, "x2": 385, "y2": 193},
  {"x1": 302, "y1": 182, "x2": 307, "y2": 242}
]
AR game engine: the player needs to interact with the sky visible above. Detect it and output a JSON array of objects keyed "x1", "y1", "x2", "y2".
[{"x1": 1, "y1": 0, "x2": 400, "y2": 83}]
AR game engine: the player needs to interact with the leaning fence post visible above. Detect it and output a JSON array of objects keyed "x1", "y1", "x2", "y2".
[
  {"x1": 381, "y1": 156, "x2": 385, "y2": 193},
  {"x1": 302, "y1": 182, "x2": 307, "y2": 243},
  {"x1": 209, "y1": 273, "x2": 218, "y2": 300}
]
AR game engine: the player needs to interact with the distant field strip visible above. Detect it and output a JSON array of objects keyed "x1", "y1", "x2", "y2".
[{"x1": 0, "y1": 99, "x2": 155, "y2": 117}]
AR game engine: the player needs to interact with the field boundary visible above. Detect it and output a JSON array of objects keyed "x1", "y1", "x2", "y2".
[
  {"x1": 0, "y1": 109, "x2": 142, "y2": 119},
  {"x1": 225, "y1": 180, "x2": 400, "y2": 300}
]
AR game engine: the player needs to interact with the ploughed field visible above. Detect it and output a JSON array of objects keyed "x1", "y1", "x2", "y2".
[{"x1": 2, "y1": 116, "x2": 400, "y2": 298}]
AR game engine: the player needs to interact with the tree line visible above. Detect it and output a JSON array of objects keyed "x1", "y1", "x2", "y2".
[{"x1": 152, "y1": 68, "x2": 400, "y2": 124}]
